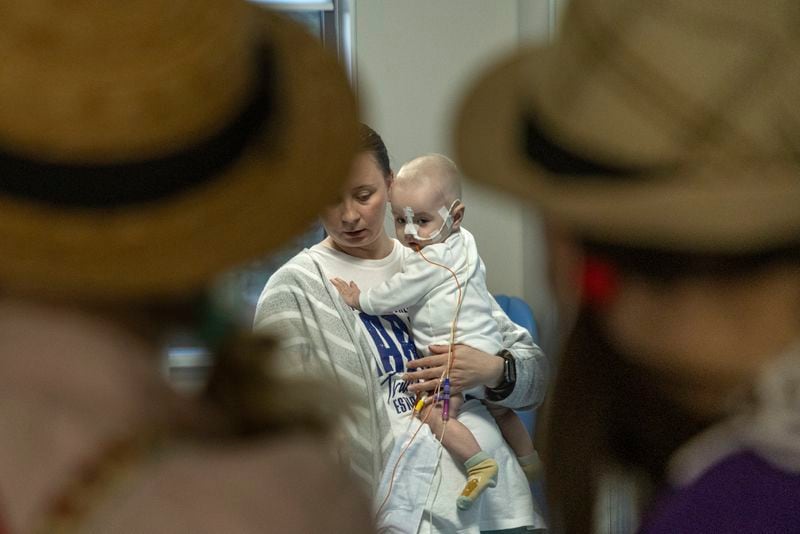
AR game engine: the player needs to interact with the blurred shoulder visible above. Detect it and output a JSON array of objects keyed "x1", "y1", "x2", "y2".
[
  {"x1": 642, "y1": 450, "x2": 800, "y2": 533},
  {"x1": 88, "y1": 434, "x2": 374, "y2": 534}
]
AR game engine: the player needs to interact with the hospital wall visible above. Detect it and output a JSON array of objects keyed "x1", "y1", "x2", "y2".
[{"x1": 353, "y1": 0, "x2": 566, "y2": 354}]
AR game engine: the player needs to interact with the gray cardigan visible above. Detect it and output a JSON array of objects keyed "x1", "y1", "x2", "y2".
[{"x1": 253, "y1": 249, "x2": 549, "y2": 492}]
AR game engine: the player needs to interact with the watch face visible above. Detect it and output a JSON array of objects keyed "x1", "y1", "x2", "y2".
[{"x1": 505, "y1": 357, "x2": 516, "y2": 383}]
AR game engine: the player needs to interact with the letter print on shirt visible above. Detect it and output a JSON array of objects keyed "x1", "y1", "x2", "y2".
[{"x1": 359, "y1": 311, "x2": 418, "y2": 416}]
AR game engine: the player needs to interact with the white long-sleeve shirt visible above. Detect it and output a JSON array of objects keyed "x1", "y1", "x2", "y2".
[
  {"x1": 257, "y1": 241, "x2": 548, "y2": 532},
  {"x1": 359, "y1": 228, "x2": 504, "y2": 356}
]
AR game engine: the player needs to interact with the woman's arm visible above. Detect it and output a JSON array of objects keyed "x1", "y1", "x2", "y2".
[
  {"x1": 253, "y1": 256, "x2": 343, "y2": 380},
  {"x1": 404, "y1": 299, "x2": 549, "y2": 411},
  {"x1": 484, "y1": 298, "x2": 550, "y2": 410}
]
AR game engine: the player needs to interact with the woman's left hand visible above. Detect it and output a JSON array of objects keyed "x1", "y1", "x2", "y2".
[{"x1": 404, "y1": 344, "x2": 504, "y2": 395}]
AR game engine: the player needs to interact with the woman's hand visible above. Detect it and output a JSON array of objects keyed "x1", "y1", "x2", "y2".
[{"x1": 403, "y1": 344, "x2": 504, "y2": 395}]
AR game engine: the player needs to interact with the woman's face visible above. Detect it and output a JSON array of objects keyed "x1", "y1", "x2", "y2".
[{"x1": 320, "y1": 152, "x2": 393, "y2": 259}]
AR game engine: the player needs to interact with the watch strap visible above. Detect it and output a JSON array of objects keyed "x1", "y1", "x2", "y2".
[{"x1": 485, "y1": 349, "x2": 516, "y2": 401}]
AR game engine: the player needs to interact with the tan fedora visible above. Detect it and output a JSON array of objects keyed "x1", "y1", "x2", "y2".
[
  {"x1": 456, "y1": 0, "x2": 800, "y2": 253},
  {"x1": 0, "y1": 0, "x2": 359, "y2": 299}
]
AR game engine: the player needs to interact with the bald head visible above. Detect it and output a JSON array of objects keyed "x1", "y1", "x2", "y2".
[{"x1": 395, "y1": 153, "x2": 462, "y2": 205}]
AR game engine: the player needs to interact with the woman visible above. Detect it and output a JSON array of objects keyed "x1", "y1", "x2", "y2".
[
  {"x1": 0, "y1": 1, "x2": 371, "y2": 532},
  {"x1": 254, "y1": 125, "x2": 549, "y2": 533},
  {"x1": 455, "y1": 0, "x2": 800, "y2": 532}
]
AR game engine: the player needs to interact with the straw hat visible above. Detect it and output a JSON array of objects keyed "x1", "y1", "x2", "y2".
[
  {"x1": 0, "y1": 0, "x2": 358, "y2": 299},
  {"x1": 456, "y1": 0, "x2": 800, "y2": 253}
]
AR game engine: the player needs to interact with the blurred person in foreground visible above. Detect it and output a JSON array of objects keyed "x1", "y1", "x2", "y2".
[
  {"x1": 455, "y1": 0, "x2": 800, "y2": 532},
  {"x1": 0, "y1": 1, "x2": 372, "y2": 532}
]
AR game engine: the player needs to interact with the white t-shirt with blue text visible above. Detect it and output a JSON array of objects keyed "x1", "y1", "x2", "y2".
[{"x1": 309, "y1": 239, "x2": 541, "y2": 533}]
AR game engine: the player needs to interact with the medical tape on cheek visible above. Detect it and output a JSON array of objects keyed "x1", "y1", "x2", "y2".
[
  {"x1": 403, "y1": 199, "x2": 460, "y2": 242},
  {"x1": 437, "y1": 206, "x2": 453, "y2": 231},
  {"x1": 419, "y1": 202, "x2": 456, "y2": 242}
]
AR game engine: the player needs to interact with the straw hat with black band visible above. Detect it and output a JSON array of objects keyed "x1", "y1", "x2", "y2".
[
  {"x1": 0, "y1": 0, "x2": 358, "y2": 300},
  {"x1": 456, "y1": 0, "x2": 800, "y2": 254}
]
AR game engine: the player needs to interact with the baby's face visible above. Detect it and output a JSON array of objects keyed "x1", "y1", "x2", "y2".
[{"x1": 390, "y1": 182, "x2": 450, "y2": 249}]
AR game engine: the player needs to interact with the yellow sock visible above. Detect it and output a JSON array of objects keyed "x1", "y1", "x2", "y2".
[{"x1": 457, "y1": 453, "x2": 498, "y2": 510}]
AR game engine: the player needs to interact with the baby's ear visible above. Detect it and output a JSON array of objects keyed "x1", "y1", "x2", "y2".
[{"x1": 451, "y1": 202, "x2": 465, "y2": 231}]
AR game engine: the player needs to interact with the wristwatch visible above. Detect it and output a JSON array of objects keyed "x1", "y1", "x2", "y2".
[{"x1": 485, "y1": 349, "x2": 516, "y2": 400}]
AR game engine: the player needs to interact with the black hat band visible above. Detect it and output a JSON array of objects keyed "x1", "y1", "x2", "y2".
[
  {"x1": 0, "y1": 46, "x2": 276, "y2": 209},
  {"x1": 522, "y1": 112, "x2": 649, "y2": 180}
]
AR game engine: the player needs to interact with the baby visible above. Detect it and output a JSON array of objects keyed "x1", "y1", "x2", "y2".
[{"x1": 332, "y1": 154, "x2": 539, "y2": 510}]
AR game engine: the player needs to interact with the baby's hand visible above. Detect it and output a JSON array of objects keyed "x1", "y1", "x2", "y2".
[{"x1": 330, "y1": 278, "x2": 362, "y2": 309}]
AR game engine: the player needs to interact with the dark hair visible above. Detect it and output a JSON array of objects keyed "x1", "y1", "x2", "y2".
[
  {"x1": 359, "y1": 123, "x2": 392, "y2": 178},
  {"x1": 543, "y1": 311, "x2": 713, "y2": 533},
  {"x1": 202, "y1": 330, "x2": 335, "y2": 438},
  {"x1": 143, "y1": 294, "x2": 336, "y2": 440}
]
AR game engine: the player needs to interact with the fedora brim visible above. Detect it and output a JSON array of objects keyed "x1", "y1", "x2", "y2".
[
  {"x1": 0, "y1": 8, "x2": 359, "y2": 299},
  {"x1": 455, "y1": 46, "x2": 800, "y2": 253}
]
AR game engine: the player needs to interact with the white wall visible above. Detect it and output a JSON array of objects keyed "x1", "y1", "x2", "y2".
[{"x1": 353, "y1": 0, "x2": 563, "y2": 353}]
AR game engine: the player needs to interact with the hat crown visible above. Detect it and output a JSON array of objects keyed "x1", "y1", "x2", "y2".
[
  {"x1": 532, "y1": 0, "x2": 800, "y2": 171},
  {"x1": 0, "y1": 0, "x2": 256, "y2": 162}
]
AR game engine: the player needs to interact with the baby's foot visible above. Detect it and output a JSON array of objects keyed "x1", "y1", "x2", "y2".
[{"x1": 456, "y1": 458, "x2": 498, "y2": 510}]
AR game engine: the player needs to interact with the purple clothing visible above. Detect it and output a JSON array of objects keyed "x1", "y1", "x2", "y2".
[{"x1": 639, "y1": 450, "x2": 800, "y2": 533}]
